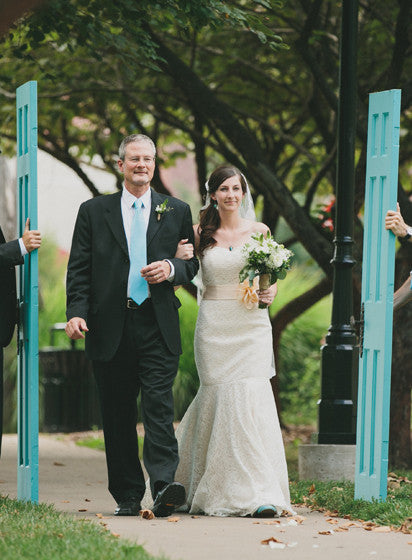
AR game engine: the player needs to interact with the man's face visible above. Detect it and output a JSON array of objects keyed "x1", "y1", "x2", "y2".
[{"x1": 118, "y1": 141, "x2": 156, "y2": 190}]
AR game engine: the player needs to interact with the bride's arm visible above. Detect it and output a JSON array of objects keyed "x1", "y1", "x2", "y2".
[
  {"x1": 175, "y1": 239, "x2": 194, "y2": 260},
  {"x1": 174, "y1": 225, "x2": 199, "y2": 260}
]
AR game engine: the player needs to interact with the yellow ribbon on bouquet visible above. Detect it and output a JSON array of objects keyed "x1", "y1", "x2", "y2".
[{"x1": 238, "y1": 278, "x2": 259, "y2": 309}]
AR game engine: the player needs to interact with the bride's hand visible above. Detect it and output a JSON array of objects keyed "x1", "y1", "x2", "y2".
[
  {"x1": 258, "y1": 284, "x2": 277, "y2": 307},
  {"x1": 175, "y1": 239, "x2": 194, "y2": 260}
]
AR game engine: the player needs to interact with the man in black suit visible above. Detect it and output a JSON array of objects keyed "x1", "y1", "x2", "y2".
[
  {"x1": 0, "y1": 219, "x2": 41, "y2": 456},
  {"x1": 65, "y1": 134, "x2": 198, "y2": 516}
]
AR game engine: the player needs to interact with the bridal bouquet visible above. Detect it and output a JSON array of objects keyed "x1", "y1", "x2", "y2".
[{"x1": 239, "y1": 233, "x2": 293, "y2": 308}]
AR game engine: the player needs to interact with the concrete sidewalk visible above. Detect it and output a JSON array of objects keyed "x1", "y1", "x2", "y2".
[{"x1": 0, "y1": 434, "x2": 410, "y2": 560}]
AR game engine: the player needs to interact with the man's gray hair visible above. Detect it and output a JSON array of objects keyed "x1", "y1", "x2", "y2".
[{"x1": 118, "y1": 134, "x2": 156, "y2": 160}]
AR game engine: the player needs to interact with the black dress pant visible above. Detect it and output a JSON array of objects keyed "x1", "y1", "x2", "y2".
[{"x1": 93, "y1": 300, "x2": 180, "y2": 504}]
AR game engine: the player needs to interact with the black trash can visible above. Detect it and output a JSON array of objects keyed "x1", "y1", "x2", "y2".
[{"x1": 39, "y1": 323, "x2": 102, "y2": 432}]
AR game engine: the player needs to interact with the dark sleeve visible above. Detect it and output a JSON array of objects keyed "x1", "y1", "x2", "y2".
[
  {"x1": 66, "y1": 204, "x2": 92, "y2": 321},
  {"x1": 170, "y1": 204, "x2": 199, "y2": 285},
  {"x1": 0, "y1": 239, "x2": 24, "y2": 269}
]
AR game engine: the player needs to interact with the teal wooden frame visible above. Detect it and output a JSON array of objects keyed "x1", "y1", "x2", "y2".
[
  {"x1": 16, "y1": 80, "x2": 39, "y2": 502},
  {"x1": 354, "y1": 89, "x2": 401, "y2": 501}
]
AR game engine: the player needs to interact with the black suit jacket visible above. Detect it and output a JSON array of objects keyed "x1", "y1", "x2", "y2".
[
  {"x1": 0, "y1": 226, "x2": 23, "y2": 348},
  {"x1": 66, "y1": 189, "x2": 199, "y2": 361}
]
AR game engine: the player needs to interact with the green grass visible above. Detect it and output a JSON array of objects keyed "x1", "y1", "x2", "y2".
[
  {"x1": 76, "y1": 435, "x2": 144, "y2": 459},
  {"x1": 289, "y1": 476, "x2": 412, "y2": 529},
  {"x1": 285, "y1": 438, "x2": 412, "y2": 528},
  {"x1": 0, "y1": 496, "x2": 164, "y2": 560}
]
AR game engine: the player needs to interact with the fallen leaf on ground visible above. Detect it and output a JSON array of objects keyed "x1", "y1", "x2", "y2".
[
  {"x1": 191, "y1": 515, "x2": 200, "y2": 519},
  {"x1": 318, "y1": 530, "x2": 334, "y2": 535},
  {"x1": 96, "y1": 513, "x2": 103, "y2": 518},
  {"x1": 388, "y1": 473, "x2": 411, "y2": 485},
  {"x1": 85, "y1": 498, "x2": 91, "y2": 502},
  {"x1": 293, "y1": 515, "x2": 306, "y2": 524},
  {"x1": 398, "y1": 518, "x2": 412, "y2": 534},
  {"x1": 61, "y1": 500, "x2": 70, "y2": 503},
  {"x1": 261, "y1": 537, "x2": 284, "y2": 545},
  {"x1": 324, "y1": 510, "x2": 339, "y2": 517},
  {"x1": 341, "y1": 521, "x2": 362, "y2": 528},
  {"x1": 168, "y1": 517, "x2": 180, "y2": 522},
  {"x1": 362, "y1": 521, "x2": 377, "y2": 531},
  {"x1": 140, "y1": 509, "x2": 155, "y2": 520},
  {"x1": 263, "y1": 520, "x2": 281, "y2": 525},
  {"x1": 371, "y1": 526, "x2": 391, "y2": 533},
  {"x1": 111, "y1": 533, "x2": 120, "y2": 538},
  {"x1": 326, "y1": 518, "x2": 340, "y2": 524},
  {"x1": 309, "y1": 484, "x2": 316, "y2": 494},
  {"x1": 53, "y1": 462, "x2": 65, "y2": 466},
  {"x1": 335, "y1": 527, "x2": 349, "y2": 532},
  {"x1": 78, "y1": 508, "x2": 88, "y2": 512}
]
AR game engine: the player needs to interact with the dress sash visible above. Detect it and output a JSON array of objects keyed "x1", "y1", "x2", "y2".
[
  {"x1": 203, "y1": 282, "x2": 260, "y2": 310},
  {"x1": 202, "y1": 284, "x2": 239, "y2": 300}
]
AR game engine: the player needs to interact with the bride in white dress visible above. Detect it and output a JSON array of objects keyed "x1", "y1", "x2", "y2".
[{"x1": 174, "y1": 165, "x2": 294, "y2": 517}]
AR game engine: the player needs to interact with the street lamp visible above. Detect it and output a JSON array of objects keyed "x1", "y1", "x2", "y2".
[{"x1": 318, "y1": 0, "x2": 359, "y2": 445}]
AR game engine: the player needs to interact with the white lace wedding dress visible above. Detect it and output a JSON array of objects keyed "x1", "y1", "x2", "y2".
[{"x1": 174, "y1": 246, "x2": 294, "y2": 516}]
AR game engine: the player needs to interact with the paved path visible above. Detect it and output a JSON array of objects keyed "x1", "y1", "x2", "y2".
[{"x1": 0, "y1": 434, "x2": 410, "y2": 560}]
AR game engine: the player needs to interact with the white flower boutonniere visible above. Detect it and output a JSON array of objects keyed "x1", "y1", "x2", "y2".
[{"x1": 155, "y1": 199, "x2": 173, "y2": 221}]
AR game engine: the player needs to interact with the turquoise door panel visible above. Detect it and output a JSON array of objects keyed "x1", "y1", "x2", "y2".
[
  {"x1": 16, "y1": 80, "x2": 39, "y2": 503},
  {"x1": 354, "y1": 89, "x2": 400, "y2": 501}
]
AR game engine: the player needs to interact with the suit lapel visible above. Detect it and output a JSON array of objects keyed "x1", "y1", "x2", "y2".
[
  {"x1": 147, "y1": 188, "x2": 164, "y2": 247},
  {"x1": 103, "y1": 191, "x2": 129, "y2": 257}
]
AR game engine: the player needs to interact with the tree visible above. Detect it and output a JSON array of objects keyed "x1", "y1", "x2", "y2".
[{"x1": 0, "y1": 0, "x2": 410, "y2": 466}]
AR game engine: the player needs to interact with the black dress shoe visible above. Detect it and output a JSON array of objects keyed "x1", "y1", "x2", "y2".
[
  {"x1": 152, "y1": 482, "x2": 186, "y2": 517},
  {"x1": 114, "y1": 499, "x2": 141, "y2": 516}
]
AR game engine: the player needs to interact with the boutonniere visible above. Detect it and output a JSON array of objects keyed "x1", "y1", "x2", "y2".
[{"x1": 155, "y1": 198, "x2": 173, "y2": 221}]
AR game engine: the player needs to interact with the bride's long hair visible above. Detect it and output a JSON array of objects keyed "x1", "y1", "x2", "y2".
[{"x1": 197, "y1": 164, "x2": 247, "y2": 256}]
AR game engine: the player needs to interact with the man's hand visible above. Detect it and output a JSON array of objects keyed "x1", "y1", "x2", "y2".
[
  {"x1": 141, "y1": 260, "x2": 171, "y2": 284},
  {"x1": 385, "y1": 203, "x2": 409, "y2": 237},
  {"x1": 175, "y1": 239, "x2": 194, "y2": 260},
  {"x1": 65, "y1": 317, "x2": 89, "y2": 339},
  {"x1": 22, "y1": 218, "x2": 42, "y2": 252}
]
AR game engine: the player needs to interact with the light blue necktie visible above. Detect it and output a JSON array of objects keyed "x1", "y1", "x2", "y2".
[{"x1": 128, "y1": 200, "x2": 148, "y2": 304}]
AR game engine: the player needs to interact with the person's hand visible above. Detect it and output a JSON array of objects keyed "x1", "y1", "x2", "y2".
[
  {"x1": 141, "y1": 260, "x2": 171, "y2": 284},
  {"x1": 258, "y1": 284, "x2": 277, "y2": 307},
  {"x1": 65, "y1": 317, "x2": 89, "y2": 339},
  {"x1": 385, "y1": 203, "x2": 409, "y2": 237},
  {"x1": 22, "y1": 218, "x2": 42, "y2": 252},
  {"x1": 175, "y1": 239, "x2": 194, "y2": 260}
]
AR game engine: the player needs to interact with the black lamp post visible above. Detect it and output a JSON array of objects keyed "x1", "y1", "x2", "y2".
[{"x1": 318, "y1": 0, "x2": 359, "y2": 444}]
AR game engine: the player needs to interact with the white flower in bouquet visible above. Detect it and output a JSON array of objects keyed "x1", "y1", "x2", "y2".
[{"x1": 239, "y1": 233, "x2": 293, "y2": 308}]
